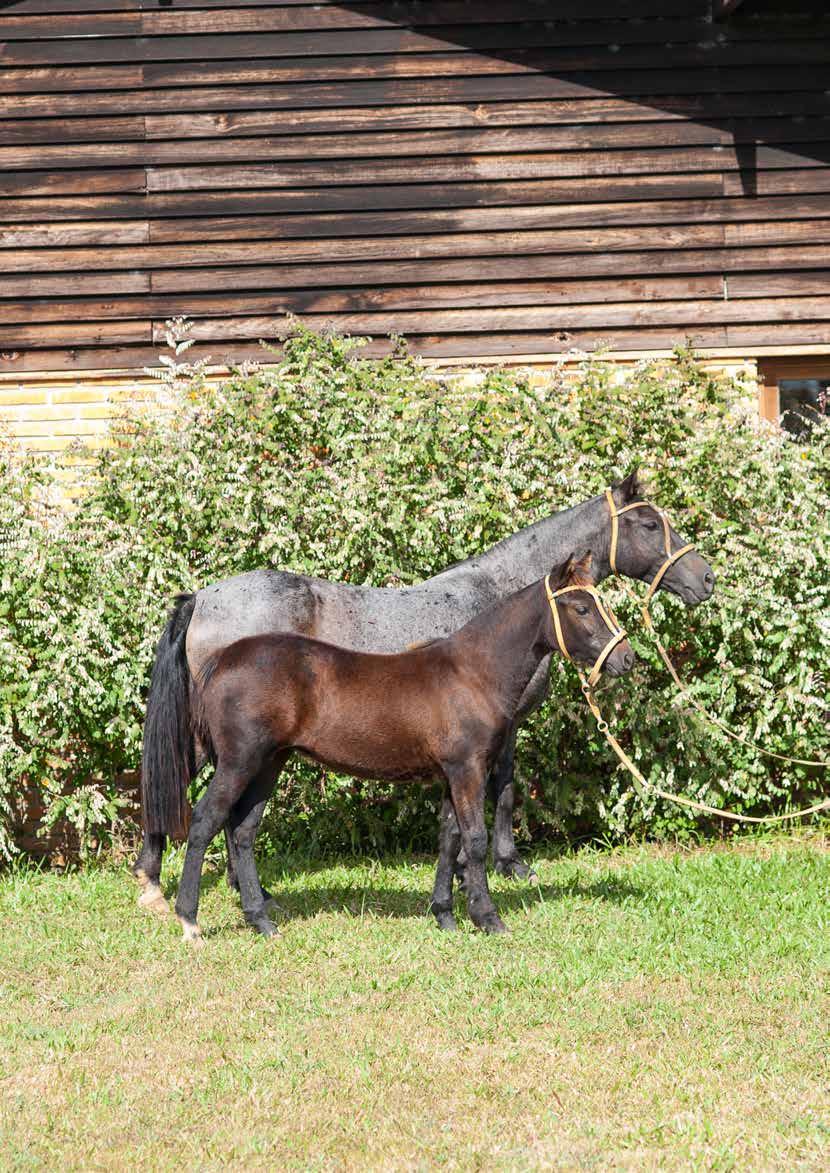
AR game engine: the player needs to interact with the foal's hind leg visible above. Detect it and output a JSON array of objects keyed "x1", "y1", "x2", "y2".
[
  {"x1": 224, "y1": 822, "x2": 276, "y2": 910},
  {"x1": 228, "y1": 755, "x2": 289, "y2": 936},
  {"x1": 430, "y1": 786, "x2": 462, "y2": 932},
  {"x1": 447, "y1": 763, "x2": 508, "y2": 934},
  {"x1": 174, "y1": 764, "x2": 255, "y2": 943}
]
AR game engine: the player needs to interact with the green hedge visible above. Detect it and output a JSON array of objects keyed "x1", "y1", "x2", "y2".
[{"x1": 1, "y1": 328, "x2": 828, "y2": 860}]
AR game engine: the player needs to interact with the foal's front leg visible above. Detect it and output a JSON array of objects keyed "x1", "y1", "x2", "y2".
[
  {"x1": 447, "y1": 763, "x2": 508, "y2": 934},
  {"x1": 430, "y1": 786, "x2": 462, "y2": 931}
]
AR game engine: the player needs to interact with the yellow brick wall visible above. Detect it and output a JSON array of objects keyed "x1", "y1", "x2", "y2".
[{"x1": 1, "y1": 354, "x2": 762, "y2": 473}]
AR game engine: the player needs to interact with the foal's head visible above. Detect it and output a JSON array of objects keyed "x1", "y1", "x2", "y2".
[
  {"x1": 546, "y1": 553, "x2": 635, "y2": 679},
  {"x1": 609, "y1": 470, "x2": 715, "y2": 606}
]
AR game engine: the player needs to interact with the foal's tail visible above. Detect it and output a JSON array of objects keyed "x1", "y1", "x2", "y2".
[{"x1": 140, "y1": 593, "x2": 197, "y2": 841}]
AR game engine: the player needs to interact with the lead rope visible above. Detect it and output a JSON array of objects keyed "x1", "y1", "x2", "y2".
[
  {"x1": 619, "y1": 579, "x2": 830, "y2": 770},
  {"x1": 582, "y1": 490, "x2": 830, "y2": 823},
  {"x1": 577, "y1": 669, "x2": 830, "y2": 823},
  {"x1": 605, "y1": 488, "x2": 830, "y2": 771}
]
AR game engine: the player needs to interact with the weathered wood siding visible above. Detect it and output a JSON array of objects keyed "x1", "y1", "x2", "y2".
[{"x1": 1, "y1": 0, "x2": 829, "y2": 370}]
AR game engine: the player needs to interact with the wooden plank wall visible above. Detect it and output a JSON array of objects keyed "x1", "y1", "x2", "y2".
[{"x1": 1, "y1": 0, "x2": 829, "y2": 371}]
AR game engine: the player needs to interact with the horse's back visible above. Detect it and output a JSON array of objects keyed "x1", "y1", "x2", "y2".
[{"x1": 186, "y1": 566, "x2": 500, "y2": 677}]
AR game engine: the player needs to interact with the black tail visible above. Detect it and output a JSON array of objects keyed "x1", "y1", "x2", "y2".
[{"x1": 140, "y1": 593, "x2": 197, "y2": 841}]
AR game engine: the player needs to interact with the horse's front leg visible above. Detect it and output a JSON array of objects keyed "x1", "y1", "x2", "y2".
[
  {"x1": 447, "y1": 762, "x2": 508, "y2": 934},
  {"x1": 491, "y1": 656, "x2": 551, "y2": 881},
  {"x1": 488, "y1": 725, "x2": 536, "y2": 882}
]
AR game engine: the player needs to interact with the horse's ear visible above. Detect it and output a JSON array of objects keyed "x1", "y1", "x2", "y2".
[
  {"x1": 552, "y1": 551, "x2": 593, "y2": 590},
  {"x1": 614, "y1": 469, "x2": 643, "y2": 502}
]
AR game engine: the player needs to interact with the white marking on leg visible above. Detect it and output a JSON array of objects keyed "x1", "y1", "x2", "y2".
[{"x1": 178, "y1": 916, "x2": 203, "y2": 945}]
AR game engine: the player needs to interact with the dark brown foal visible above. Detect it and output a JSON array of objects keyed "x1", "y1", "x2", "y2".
[{"x1": 174, "y1": 553, "x2": 634, "y2": 942}]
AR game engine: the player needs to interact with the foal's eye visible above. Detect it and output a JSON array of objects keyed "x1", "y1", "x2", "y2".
[
  {"x1": 643, "y1": 520, "x2": 659, "y2": 531},
  {"x1": 575, "y1": 605, "x2": 590, "y2": 617}
]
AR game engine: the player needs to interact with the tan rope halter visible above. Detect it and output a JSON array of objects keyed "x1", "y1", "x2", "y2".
[
  {"x1": 605, "y1": 487, "x2": 695, "y2": 603},
  {"x1": 544, "y1": 575, "x2": 627, "y2": 688}
]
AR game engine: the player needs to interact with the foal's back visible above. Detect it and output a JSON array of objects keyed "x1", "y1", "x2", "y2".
[{"x1": 199, "y1": 632, "x2": 496, "y2": 782}]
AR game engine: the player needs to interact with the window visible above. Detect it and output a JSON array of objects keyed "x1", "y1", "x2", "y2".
[
  {"x1": 757, "y1": 358, "x2": 830, "y2": 438},
  {"x1": 778, "y1": 378, "x2": 829, "y2": 437}
]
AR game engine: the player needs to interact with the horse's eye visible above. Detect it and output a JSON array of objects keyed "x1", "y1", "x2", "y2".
[
  {"x1": 643, "y1": 520, "x2": 659, "y2": 531},
  {"x1": 575, "y1": 605, "x2": 590, "y2": 617}
]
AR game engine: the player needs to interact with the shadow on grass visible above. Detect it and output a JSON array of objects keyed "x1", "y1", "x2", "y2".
[{"x1": 172, "y1": 853, "x2": 648, "y2": 927}]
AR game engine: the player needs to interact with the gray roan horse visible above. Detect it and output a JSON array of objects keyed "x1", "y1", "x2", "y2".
[{"x1": 134, "y1": 472, "x2": 715, "y2": 915}]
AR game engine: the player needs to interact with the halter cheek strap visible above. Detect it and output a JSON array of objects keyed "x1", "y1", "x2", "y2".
[
  {"x1": 605, "y1": 487, "x2": 695, "y2": 603},
  {"x1": 543, "y1": 576, "x2": 627, "y2": 688}
]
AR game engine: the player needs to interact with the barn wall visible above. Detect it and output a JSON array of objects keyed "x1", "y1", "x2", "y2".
[{"x1": 1, "y1": 0, "x2": 830, "y2": 372}]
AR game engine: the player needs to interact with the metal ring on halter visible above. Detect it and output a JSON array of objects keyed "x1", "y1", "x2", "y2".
[
  {"x1": 544, "y1": 575, "x2": 627, "y2": 688},
  {"x1": 605, "y1": 487, "x2": 695, "y2": 597}
]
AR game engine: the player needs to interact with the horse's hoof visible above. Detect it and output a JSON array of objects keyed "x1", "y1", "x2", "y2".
[
  {"x1": 480, "y1": 913, "x2": 510, "y2": 935},
  {"x1": 248, "y1": 914, "x2": 279, "y2": 937},
  {"x1": 494, "y1": 856, "x2": 537, "y2": 884},
  {"x1": 434, "y1": 910, "x2": 458, "y2": 932},
  {"x1": 178, "y1": 916, "x2": 203, "y2": 946},
  {"x1": 137, "y1": 882, "x2": 170, "y2": 916}
]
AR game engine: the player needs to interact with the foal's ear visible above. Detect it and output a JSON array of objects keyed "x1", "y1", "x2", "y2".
[
  {"x1": 552, "y1": 551, "x2": 593, "y2": 590},
  {"x1": 614, "y1": 468, "x2": 643, "y2": 502}
]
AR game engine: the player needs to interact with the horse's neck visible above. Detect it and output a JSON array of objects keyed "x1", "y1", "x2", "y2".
[
  {"x1": 474, "y1": 494, "x2": 612, "y2": 591},
  {"x1": 453, "y1": 583, "x2": 552, "y2": 718}
]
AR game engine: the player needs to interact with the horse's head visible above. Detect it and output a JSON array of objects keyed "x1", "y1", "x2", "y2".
[
  {"x1": 607, "y1": 471, "x2": 715, "y2": 607},
  {"x1": 546, "y1": 553, "x2": 635, "y2": 680}
]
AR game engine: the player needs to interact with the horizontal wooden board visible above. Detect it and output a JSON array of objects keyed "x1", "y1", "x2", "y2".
[
  {"x1": 0, "y1": 170, "x2": 146, "y2": 198},
  {"x1": 0, "y1": 277, "x2": 727, "y2": 324},
  {"x1": 0, "y1": 272, "x2": 151, "y2": 299},
  {"x1": 0, "y1": 320, "x2": 151, "y2": 348},
  {"x1": 727, "y1": 271, "x2": 830, "y2": 297},
  {"x1": 6, "y1": 118, "x2": 830, "y2": 170},
  {"x1": 0, "y1": 195, "x2": 809, "y2": 248},
  {"x1": 140, "y1": 296, "x2": 830, "y2": 343},
  {"x1": 0, "y1": 224, "x2": 736, "y2": 273},
  {"x1": 1, "y1": 8, "x2": 715, "y2": 42},
  {"x1": 7, "y1": 80, "x2": 830, "y2": 121},
  {"x1": 0, "y1": 174, "x2": 727, "y2": 219},
  {"x1": 145, "y1": 146, "x2": 830, "y2": 193},
  {"x1": 141, "y1": 245, "x2": 830, "y2": 295}
]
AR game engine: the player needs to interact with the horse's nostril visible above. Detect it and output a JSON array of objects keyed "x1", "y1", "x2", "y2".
[
  {"x1": 623, "y1": 650, "x2": 635, "y2": 671},
  {"x1": 704, "y1": 571, "x2": 715, "y2": 590}
]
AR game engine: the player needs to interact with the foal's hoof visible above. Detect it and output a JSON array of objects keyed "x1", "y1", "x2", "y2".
[
  {"x1": 433, "y1": 910, "x2": 458, "y2": 932},
  {"x1": 494, "y1": 856, "x2": 538, "y2": 884},
  {"x1": 137, "y1": 881, "x2": 170, "y2": 916},
  {"x1": 178, "y1": 916, "x2": 204, "y2": 946},
  {"x1": 479, "y1": 913, "x2": 510, "y2": 935}
]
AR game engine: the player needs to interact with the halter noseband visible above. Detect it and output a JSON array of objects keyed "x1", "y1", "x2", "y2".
[
  {"x1": 543, "y1": 576, "x2": 627, "y2": 688},
  {"x1": 605, "y1": 488, "x2": 695, "y2": 604}
]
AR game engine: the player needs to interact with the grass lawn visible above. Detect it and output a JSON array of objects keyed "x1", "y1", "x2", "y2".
[{"x1": 0, "y1": 834, "x2": 828, "y2": 1171}]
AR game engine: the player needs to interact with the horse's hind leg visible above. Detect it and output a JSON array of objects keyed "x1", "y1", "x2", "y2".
[
  {"x1": 228, "y1": 754, "x2": 289, "y2": 936},
  {"x1": 133, "y1": 832, "x2": 170, "y2": 915},
  {"x1": 447, "y1": 763, "x2": 508, "y2": 934},
  {"x1": 430, "y1": 786, "x2": 462, "y2": 932}
]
